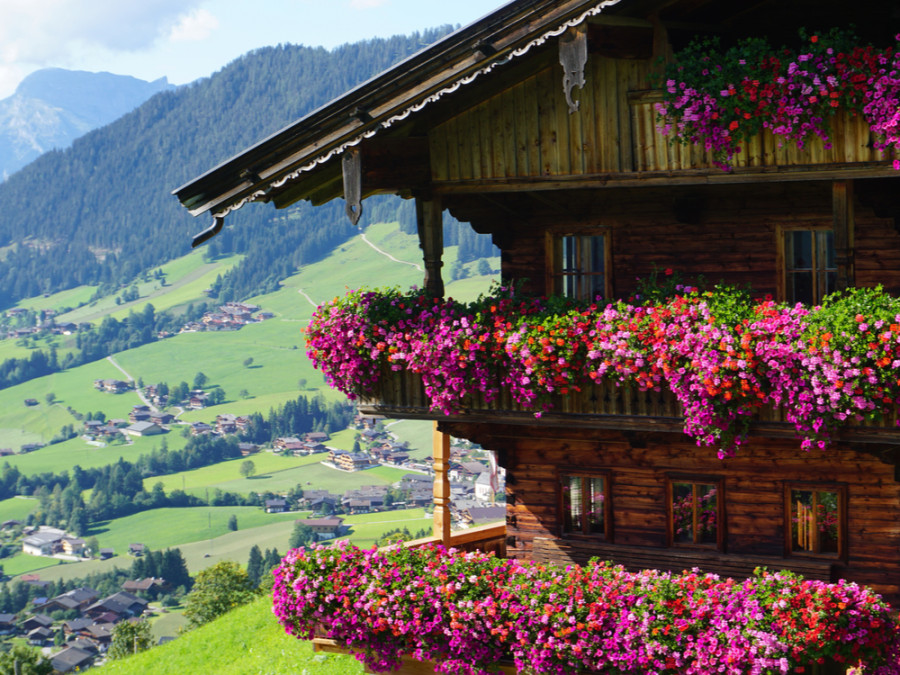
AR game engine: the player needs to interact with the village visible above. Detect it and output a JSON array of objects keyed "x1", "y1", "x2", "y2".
[{"x1": 0, "y1": 525, "x2": 174, "y2": 674}]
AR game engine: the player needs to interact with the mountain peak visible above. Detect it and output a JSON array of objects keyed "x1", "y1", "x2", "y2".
[{"x1": 0, "y1": 68, "x2": 173, "y2": 179}]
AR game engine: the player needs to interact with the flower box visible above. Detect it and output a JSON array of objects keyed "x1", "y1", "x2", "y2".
[
  {"x1": 277, "y1": 541, "x2": 888, "y2": 674},
  {"x1": 309, "y1": 285, "x2": 900, "y2": 456}
]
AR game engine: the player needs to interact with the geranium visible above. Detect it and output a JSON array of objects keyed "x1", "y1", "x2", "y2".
[
  {"x1": 307, "y1": 283, "x2": 900, "y2": 457},
  {"x1": 654, "y1": 28, "x2": 900, "y2": 169},
  {"x1": 272, "y1": 540, "x2": 900, "y2": 674}
]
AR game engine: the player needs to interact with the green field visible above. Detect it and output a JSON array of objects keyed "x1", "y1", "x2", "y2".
[
  {"x1": 14, "y1": 507, "x2": 430, "y2": 583},
  {"x1": 58, "y1": 251, "x2": 244, "y2": 325},
  {"x1": 2, "y1": 431, "x2": 187, "y2": 475},
  {"x1": 0, "y1": 496, "x2": 39, "y2": 522},
  {"x1": 86, "y1": 506, "x2": 301, "y2": 553},
  {"x1": 100, "y1": 593, "x2": 363, "y2": 675}
]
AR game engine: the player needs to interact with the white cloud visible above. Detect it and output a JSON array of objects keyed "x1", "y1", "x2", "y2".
[
  {"x1": 349, "y1": 0, "x2": 388, "y2": 8},
  {"x1": 168, "y1": 8, "x2": 220, "y2": 43},
  {"x1": 0, "y1": 0, "x2": 203, "y2": 68}
]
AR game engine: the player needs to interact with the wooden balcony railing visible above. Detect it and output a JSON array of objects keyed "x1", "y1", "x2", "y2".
[
  {"x1": 628, "y1": 91, "x2": 891, "y2": 175},
  {"x1": 357, "y1": 368, "x2": 900, "y2": 441}
]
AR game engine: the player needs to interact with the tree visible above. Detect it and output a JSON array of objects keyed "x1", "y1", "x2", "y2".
[
  {"x1": 227, "y1": 514, "x2": 238, "y2": 531},
  {"x1": 288, "y1": 522, "x2": 315, "y2": 549},
  {"x1": 246, "y1": 545, "x2": 264, "y2": 587},
  {"x1": 108, "y1": 618, "x2": 153, "y2": 660},
  {"x1": 183, "y1": 561, "x2": 257, "y2": 628},
  {"x1": 44, "y1": 392, "x2": 55, "y2": 405},
  {"x1": 243, "y1": 357, "x2": 254, "y2": 368},
  {"x1": 0, "y1": 645, "x2": 53, "y2": 674},
  {"x1": 477, "y1": 258, "x2": 492, "y2": 276},
  {"x1": 193, "y1": 372, "x2": 208, "y2": 389},
  {"x1": 239, "y1": 460, "x2": 256, "y2": 479}
]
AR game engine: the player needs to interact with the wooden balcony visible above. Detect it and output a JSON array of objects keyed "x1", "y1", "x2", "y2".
[
  {"x1": 401, "y1": 521, "x2": 506, "y2": 557},
  {"x1": 357, "y1": 368, "x2": 900, "y2": 443},
  {"x1": 629, "y1": 93, "x2": 892, "y2": 177}
]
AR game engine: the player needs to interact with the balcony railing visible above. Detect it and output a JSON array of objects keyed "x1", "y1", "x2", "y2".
[{"x1": 358, "y1": 368, "x2": 900, "y2": 441}]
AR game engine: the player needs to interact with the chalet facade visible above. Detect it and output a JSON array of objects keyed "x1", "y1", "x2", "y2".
[{"x1": 175, "y1": 0, "x2": 900, "y2": 605}]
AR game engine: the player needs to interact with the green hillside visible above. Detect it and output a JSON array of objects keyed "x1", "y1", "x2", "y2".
[{"x1": 100, "y1": 593, "x2": 363, "y2": 675}]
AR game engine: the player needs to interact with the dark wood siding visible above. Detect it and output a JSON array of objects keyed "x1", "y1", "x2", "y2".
[
  {"x1": 446, "y1": 422, "x2": 900, "y2": 605},
  {"x1": 481, "y1": 182, "x2": 900, "y2": 300}
]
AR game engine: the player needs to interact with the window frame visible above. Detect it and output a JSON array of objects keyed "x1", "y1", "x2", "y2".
[
  {"x1": 777, "y1": 226, "x2": 836, "y2": 306},
  {"x1": 666, "y1": 475, "x2": 725, "y2": 551},
  {"x1": 546, "y1": 230, "x2": 612, "y2": 301},
  {"x1": 784, "y1": 482, "x2": 847, "y2": 560},
  {"x1": 558, "y1": 469, "x2": 612, "y2": 540}
]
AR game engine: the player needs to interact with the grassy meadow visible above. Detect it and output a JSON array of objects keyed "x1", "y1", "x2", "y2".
[
  {"x1": 100, "y1": 593, "x2": 364, "y2": 675},
  {"x1": 0, "y1": 220, "x2": 495, "y2": 592}
]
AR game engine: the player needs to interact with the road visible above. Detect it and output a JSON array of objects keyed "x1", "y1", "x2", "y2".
[{"x1": 106, "y1": 355, "x2": 157, "y2": 412}]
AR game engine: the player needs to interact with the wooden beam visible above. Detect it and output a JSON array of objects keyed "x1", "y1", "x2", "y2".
[
  {"x1": 432, "y1": 421, "x2": 452, "y2": 546},
  {"x1": 832, "y1": 180, "x2": 855, "y2": 292},
  {"x1": 430, "y1": 164, "x2": 900, "y2": 195},
  {"x1": 416, "y1": 195, "x2": 445, "y2": 297}
]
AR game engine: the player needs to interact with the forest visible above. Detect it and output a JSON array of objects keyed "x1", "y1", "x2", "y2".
[{"x1": 0, "y1": 28, "x2": 458, "y2": 308}]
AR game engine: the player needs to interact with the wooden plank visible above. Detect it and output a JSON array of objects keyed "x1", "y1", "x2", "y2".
[
  {"x1": 554, "y1": 62, "x2": 572, "y2": 175},
  {"x1": 478, "y1": 100, "x2": 493, "y2": 180},
  {"x1": 536, "y1": 65, "x2": 559, "y2": 176},
  {"x1": 522, "y1": 74, "x2": 541, "y2": 177},
  {"x1": 501, "y1": 87, "x2": 518, "y2": 178}
]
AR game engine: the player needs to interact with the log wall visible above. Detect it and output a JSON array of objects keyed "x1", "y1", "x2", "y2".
[
  {"x1": 490, "y1": 181, "x2": 900, "y2": 299},
  {"x1": 444, "y1": 422, "x2": 900, "y2": 605}
]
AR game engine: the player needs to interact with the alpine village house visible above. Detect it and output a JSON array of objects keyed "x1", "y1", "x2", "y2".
[{"x1": 175, "y1": 0, "x2": 900, "y2": 624}]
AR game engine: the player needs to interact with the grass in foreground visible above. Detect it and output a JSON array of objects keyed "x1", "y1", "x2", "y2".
[{"x1": 100, "y1": 593, "x2": 364, "y2": 675}]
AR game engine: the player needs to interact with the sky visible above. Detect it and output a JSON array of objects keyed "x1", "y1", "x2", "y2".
[{"x1": 0, "y1": 0, "x2": 502, "y2": 99}]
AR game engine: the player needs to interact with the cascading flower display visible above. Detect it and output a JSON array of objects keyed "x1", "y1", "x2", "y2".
[
  {"x1": 272, "y1": 540, "x2": 900, "y2": 674},
  {"x1": 654, "y1": 28, "x2": 900, "y2": 169},
  {"x1": 306, "y1": 283, "x2": 900, "y2": 458}
]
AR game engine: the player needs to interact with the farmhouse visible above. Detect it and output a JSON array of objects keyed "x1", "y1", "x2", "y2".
[
  {"x1": 123, "y1": 421, "x2": 164, "y2": 437},
  {"x1": 175, "y1": 0, "x2": 900, "y2": 611},
  {"x1": 296, "y1": 517, "x2": 344, "y2": 540}
]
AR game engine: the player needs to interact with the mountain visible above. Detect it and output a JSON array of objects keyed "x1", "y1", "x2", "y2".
[
  {"x1": 0, "y1": 30, "x2": 454, "y2": 307},
  {"x1": 0, "y1": 68, "x2": 173, "y2": 180}
]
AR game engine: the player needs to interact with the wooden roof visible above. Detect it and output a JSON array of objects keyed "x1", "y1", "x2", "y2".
[{"x1": 173, "y1": 0, "x2": 900, "y2": 235}]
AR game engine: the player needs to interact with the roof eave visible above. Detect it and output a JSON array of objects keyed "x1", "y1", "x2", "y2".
[{"x1": 173, "y1": 0, "x2": 624, "y2": 219}]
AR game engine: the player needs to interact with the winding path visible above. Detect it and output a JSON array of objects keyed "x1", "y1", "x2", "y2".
[
  {"x1": 297, "y1": 288, "x2": 318, "y2": 308},
  {"x1": 106, "y1": 355, "x2": 157, "y2": 412},
  {"x1": 359, "y1": 233, "x2": 422, "y2": 271}
]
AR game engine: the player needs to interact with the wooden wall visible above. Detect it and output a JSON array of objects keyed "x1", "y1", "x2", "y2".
[
  {"x1": 428, "y1": 52, "x2": 889, "y2": 182},
  {"x1": 482, "y1": 181, "x2": 900, "y2": 300},
  {"x1": 445, "y1": 421, "x2": 900, "y2": 604}
]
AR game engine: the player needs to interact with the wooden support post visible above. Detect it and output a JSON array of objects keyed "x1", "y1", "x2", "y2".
[
  {"x1": 433, "y1": 421, "x2": 452, "y2": 546},
  {"x1": 342, "y1": 147, "x2": 363, "y2": 226},
  {"x1": 832, "y1": 180, "x2": 855, "y2": 292},
  {"x1": 416, "y1": 195, "x2": 444, "y2": 297}
]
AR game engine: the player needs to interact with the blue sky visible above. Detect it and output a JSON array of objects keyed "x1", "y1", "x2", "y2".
[{"x1": 0, "y1": 0, "x2": 501, "y2": 99}]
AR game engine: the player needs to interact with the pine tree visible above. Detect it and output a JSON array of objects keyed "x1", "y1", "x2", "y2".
[{"x1": 246, "y1": 545, "x2": 264, "y2": 587}]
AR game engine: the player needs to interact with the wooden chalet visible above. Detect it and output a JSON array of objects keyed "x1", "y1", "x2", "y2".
[{"x1": 174, "y1": 0, "x2": 900, "y2": 607}]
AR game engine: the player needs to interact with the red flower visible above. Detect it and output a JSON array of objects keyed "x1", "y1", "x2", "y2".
[{"x1": 664, "y1": 268, "x2": 673, "y2": 276}]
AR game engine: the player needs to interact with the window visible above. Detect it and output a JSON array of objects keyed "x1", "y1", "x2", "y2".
[
  {"x1": 668, "y1": 478, "x2": 722, "y2": 548},
  {"x1": 784, "y1": 230, "x2": 835, "y2": 305},
  {"x1": 552, "y1": 234, "x2": 607, "y2": 300},
  {"x1": 786, "y1": 485, "x2": 845, "y2": 558},
  {"x1": 561, "y1": 472, "x2": 609, "y2": 537}
]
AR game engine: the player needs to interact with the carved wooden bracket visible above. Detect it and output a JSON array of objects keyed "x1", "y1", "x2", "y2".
[
  {"x1": 342, "y1": 147, "x2": 363, "y2": 226},
  {"x1": 559, "y1": 23, "x2": 588, "y2": 114}
]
